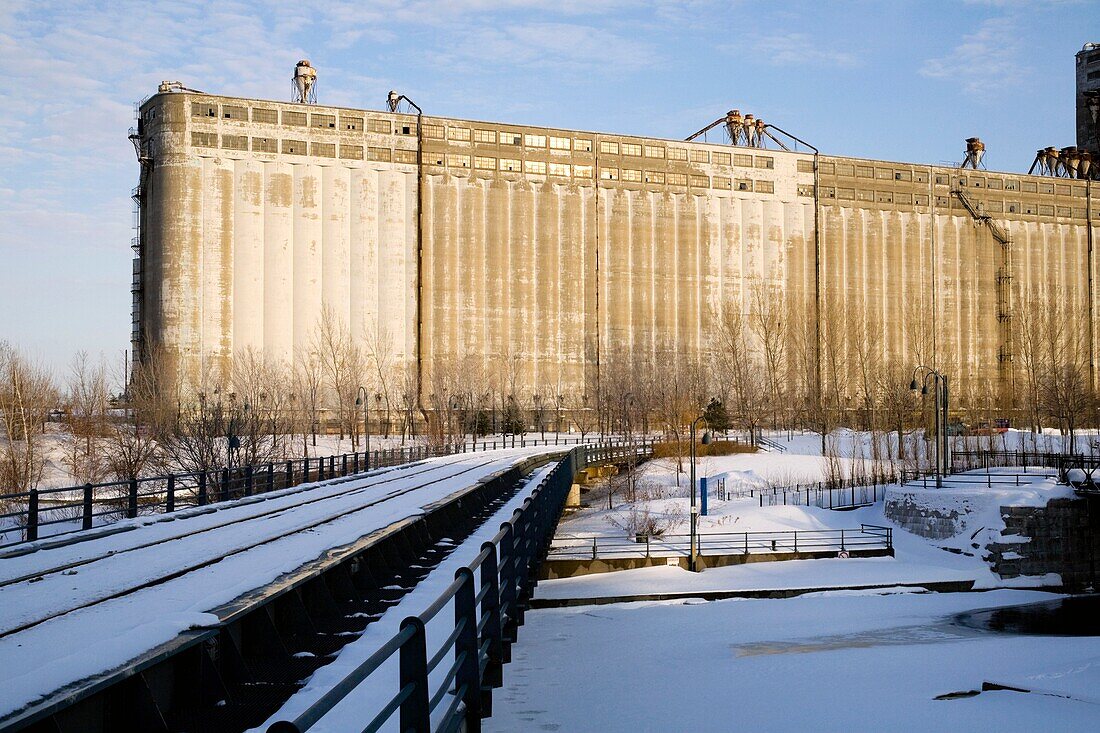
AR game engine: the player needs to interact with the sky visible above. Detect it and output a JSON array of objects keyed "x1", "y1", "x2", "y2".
[{"x1": 0, "y1": 0, "x2": 1097, "y2": 376}]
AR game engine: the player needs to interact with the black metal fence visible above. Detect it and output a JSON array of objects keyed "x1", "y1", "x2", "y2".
[
  {"x1": 549, "y1": 524, "x2": 893, "y2": 560},
  {"x1": 266, "y1": 444, "x2": 597, "y2": 733},
  {"x1": 0, "y1": 435, "x2": 602, "y2": 550},
  {"x1": 952, "y1": 449, "x2": 1100, "y2": 478}
]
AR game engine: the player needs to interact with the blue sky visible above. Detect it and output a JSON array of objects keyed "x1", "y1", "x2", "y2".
[{"x1": 0, "y1": 0, "x2": 1096, "y2": 375}]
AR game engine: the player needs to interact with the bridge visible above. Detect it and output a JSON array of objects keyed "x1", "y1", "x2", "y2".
[{"x1": 0, "y1": 441, "x2": 641, "y2": 733}]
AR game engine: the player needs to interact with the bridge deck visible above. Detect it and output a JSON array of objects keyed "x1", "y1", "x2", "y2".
[{"x1": 0, "y1": 447, "x2": 559, "y2": 726}]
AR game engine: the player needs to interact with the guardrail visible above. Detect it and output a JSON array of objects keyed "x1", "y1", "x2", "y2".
[
  {"x1": 265, "y1": 444, "x2": 637, "y2": 733},
  {"x1": 0, "y1": 435, "x2": 613, "y2": 550},
  {"x1": 548, "y1": 524, "x2": 892, "y2": 560},
  {"x1": 952, "y1": 449, "x2": 1100, "y2": 476}
]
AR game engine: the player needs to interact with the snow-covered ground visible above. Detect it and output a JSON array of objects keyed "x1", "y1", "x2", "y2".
[
  {"x1": 485, "y1": 589, "x2": 1100, "y2": 732},
  {"x1": 490, "y1": 432, "x2": 1096, "y2": 731},
  {"x1": 0, "y1": 446, "x2": 563, "y2": 722}
]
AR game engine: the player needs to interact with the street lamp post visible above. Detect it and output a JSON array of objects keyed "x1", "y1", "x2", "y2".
[
  {"x1": 689, "y1": 415, "x2": 712, "y2": 572},
  {"x1": 356, "y1": 386, "x2": 370, "y2": 469},
  {"x1": 910, "y1": 366, "x2": 950, "y2": 487}
]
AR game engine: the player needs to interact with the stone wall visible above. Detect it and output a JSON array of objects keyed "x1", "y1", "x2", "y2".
[{"x1": 991, "y1": 498, "x2": 1100, "y2": 588}]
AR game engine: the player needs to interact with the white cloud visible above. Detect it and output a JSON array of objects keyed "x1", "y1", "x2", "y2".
[
  {"x1": 920, "y1": 17, "x2": 1027, "y2": 95},
  {"x1": 745, "y1": 32, "x2": 860, "y2": 69}
]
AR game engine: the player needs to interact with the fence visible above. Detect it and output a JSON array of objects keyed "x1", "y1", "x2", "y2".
[
  {"x1": 0, "y1": 435, "x2": 605, "y2": 550},
  {"x1": 265, "y1": 444, "x2": 619, "y2": 733},
  {"x1": 548, "y1": 524, "x2": 893, "y2": 560},
  {"x1": 952, "y1": 449, "x2": 1100, "y2": 478}
]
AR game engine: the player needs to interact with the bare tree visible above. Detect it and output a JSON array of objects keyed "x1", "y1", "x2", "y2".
[
  {"x1": 293, "y1": 347, "x2": 325, "y2": 454},
  {"x1": 314, "y1": 306, "x2": 368, "y2": 451},
  {"x1": 61, "y1": 351, "x2": 111, "y2": 484},
  {"x1": 0, "y1": 342, "x2": 56, "y2": 493}
]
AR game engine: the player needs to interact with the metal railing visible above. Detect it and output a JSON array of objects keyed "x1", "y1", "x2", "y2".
[
  {"x1": 0, "y1": 435, "x2": 611, "y2": 550},
  {"x1": 548, "y1": 524, "x2": 892, "y2": 560},
  {"x1": 952, "y1": 449, "x2": 1100, "y2": 478},
  {"x1": 266, "y1": 444, "x2": 632, "y2": 733}
]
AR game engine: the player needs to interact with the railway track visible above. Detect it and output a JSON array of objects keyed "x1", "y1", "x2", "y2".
[
  {"x1": 0, "y1": 450, "x2": 560, "y2": 732},
  {"x1": 0, "y1": 452, "x2": 526, "y2": 638}
]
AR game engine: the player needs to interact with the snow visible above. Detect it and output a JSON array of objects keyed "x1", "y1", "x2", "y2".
[
  {"x1": 485, "y1": 590, "x2": 1100, "y2": 732},
  {"x1": 254, "y1": 461, "x2": 562, "y2": 733},
  {"x1": 0, "y1": 446, "x2": 564, "y2": 721}
]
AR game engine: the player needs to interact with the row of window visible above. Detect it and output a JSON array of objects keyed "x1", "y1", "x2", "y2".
[
  {"x1": 188, "y1": 103, "x2": 786, "y2": 168},
  {"x1": 821, "y1": 162, "x2": 1087, "y2": 198},
  {"x1": 803, "y1": 185, "x2": 1087, "y2": 217},
  {"x1": 193, "y1": 132, "x2": 781, "y2": 192}
]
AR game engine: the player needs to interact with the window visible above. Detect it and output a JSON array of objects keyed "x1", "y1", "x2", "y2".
[
  {"x1": 573, "y1": 164, "x2": 594, "y2": 178},
  {"x1": 895, "y1": 192, "x2": 913, "y2": 205},
  {"x1": 857, "y1": 166, "x2": 874, "y2": 178},
  {"x1": 548, "y1": 162, "x2": 570, "y2": 177},
  {"x1": 218, "y1": 104, "x2": 244, "y2": 120},
  {"x1": 550, "y1": 136, "x2": 570, "y2": 150},
  {"x1": 1006, "y1": 201, "x2": 1020, "y2": 213},
  {"x1": 914, "y1": 171, "x2": 928, "y2": 183},
  {"x1": 797, "y1": 159, "x2": 815, "y2": 173},
  {"x1": 713, "y1": 152, "x2": 731, "y2": 166},
  {"x1": 1022, "y1": 203, "x2": 1037, "y2": 215},
  {"x1": 574, "y1": 138, "x2": 593, "y2": 152},
  {"x1": 282, "y1": 139, "x2": 306, "y2": 155},
  {"x1": 221, "y1": 135, "x2": 248, "y2": 150},
  {"x1": 394, "y1": 149, "x2": 417, "y2": 164},
  {"x1": 935, "y1": 174, "x2": 949, "y2": 185},
  {"x1": 914, "y1": 194, "x2": 929, "y2": 206},
  {"x1": 341, "y1": 116, "x2": 363, "y2": 131},
  {"x1": 601, "y1": 168, "x2": 620, "y2": 181},
  {"x1": 525, "y1": 160, "x2": 546, "y2": 175},
  {"x1": 797, "y1": 184, "x2": 814, "y2": 197},
  {"x1": 821, "y1": 162, "x2": 837, "y2": 174},
  {"x1": 368, "y1": 119, "x2": 392, "y2": 134},
  {"x1": 427, "y1": 152, "x2": 444, "y2": 166},
  {"x1": 875, "y1": 167, "x2": 892, "y2": 180},
  {"x1": 621, "y1": 168, "x2": 642, "y2": 182},
  {"x1": 252, "y1": 137, "x2": 277, "y2": 153},
  {"x1": 668, "y1": 147, "x2": 688, "y2": 161},
  {"x1": 667, "y1": 172, "x2": 687, "y2": 185},
  {"x1": 599, "y1": 141, "x2": 620, "y2": 155},
  {"x1": 985, "y1": 200, "x2": 1002, "y2": 212},
  {"x1": 754, "y1": 156, "x2": 774, "y2": 170},
  {"x1": 644, "y1": 145, "x2": 665, "y2": 159},
  {"x1": 621, "y1": 142, "x2": 642, "y2": 156},
  {"x1": 312, "y1": 142, "x2": 335, "y2": 158},
  {"x1": 756, "y1": 180, "x2": 774, "y2": 194},
  {"x1": 971, "y1": 178, "x2": 985, "y2": 188},
  {"x1": 422, "y1": 124, "x2": 444, "y2": 139},
  {"x1": 192, "y1": 103, "x2": 217, "y2": 117},
  {"x1": 857, "y1": 189, "x2": 875, "y2": 201},
  {"x1": 690, "y1": 149, "x2": 709, "y2": 164},
  {"x1": 894, "y1": 170, "x2": 912, "y2": 182},
  {"x1": 1038, "y1": 204, "x2": 1054, "y2": 216},
  {"x1": 837, "y1": 187, "x2": 855, "y2": 200},
  {"x1": 500, "y1": 132, "x2": 522, "y2": 145},
  {"x1": 474, "y1": 129, "x2": 496, "y2": 143},
  {"x1": 448, "y1": 154, "x2": 471, "y2": 168},
  {"x1": 524, "y1": 134, "x2": 546, "y2": 148},
  {"x1": 449, "y1": 127, "x2": 471, "y2": 141},
  {"x1": 1038, "y1": 182, "x2": 1054, "y2": 194},
  {"x1": 283, "y1": 111, "x2": 306, "y2": 126},
  {"x1": 689, "y1": 175, "x2": 709, "y2": 187},
  {"x1": 474, "y1": 156, "x2": 496, "y2": 170},
  {"x1": 252, "y1": 107, "x2": 277, "y2": 124},
  {"x1": 368, "y1": 147, "x2": 391, "y2": 162},
  {"x1": 714, "y1": 177, "x2": 732, "y2": 190},
  {"x1": 191, "y1": 131, "x2": 217, "y2": 147},
  {"x1": 500, "y1": 158, "x2": 521, "y2": 172},
  {"x1": 340, "y1": 144, "x2": 364, "y2": 160},
  {"x1": 987, "y1": 178, "x2": 1002, "y2": 190},
  {"x1": 644, "y1": 171, "x2": 665, "y2": 184},
  {"x1": 311, "y1": 113, "x2": 335, "y2": 129},
  {"x1": 1021, "y1": 181, "x2": 1037, "y2": 193},
  {"x1": 1056, "y1": 184, "x2": 1071, "y2": 196},
  {"x1": 732, "y1": 178, "x2": 750, "y2": 191},
  {"x1": 821, "y1": 187, "x2": 835, "y2": 198}
]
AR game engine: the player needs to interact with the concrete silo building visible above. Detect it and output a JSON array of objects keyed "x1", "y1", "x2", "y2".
[{"x1": 130, "y1": 65, "x2": 1099, "y2": 421}]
